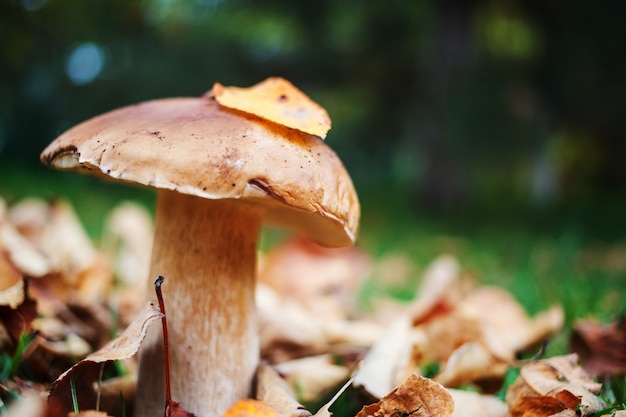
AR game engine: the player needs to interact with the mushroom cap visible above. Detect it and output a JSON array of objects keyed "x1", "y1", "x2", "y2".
[{"x1": 40, "y1": 94, "x2": 359, "y2": 247}]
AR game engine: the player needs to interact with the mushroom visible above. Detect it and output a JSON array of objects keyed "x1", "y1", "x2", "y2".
[{"x1": 40, "y1": 78, "x2": 360, "y2": 417}]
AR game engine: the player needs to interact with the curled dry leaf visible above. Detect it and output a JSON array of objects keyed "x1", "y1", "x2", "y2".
[
  {"x1": 257, "y1": 281, "x2": 380, "y2": 364},
  {"x1": 458, "y1": 287, "x2": 564, "y2": 360},
  {"x1": 508, "y1": 394, "x2": 577, "y2": 417},
  {"x1": 356, "y1": 374, "x2": 454, "y2": 417},
  {"x1": 407, "y1": 255, "x2": 466, "y2": 325},
  {"x1": 435, "y1": 342, "x2": 510, "y2": 388},
  {"x1": 411, "y1": 284, "x2": 562, "y2": 386},
  {"x1": 255, "y1": 363, "x2": 309, "y2": 416},
  {"x1": 47, "y1": 302, "x2": 162, "y2": 416},
  {"x1": 506, "y1": 354, "x2": 606, "y2": 417},
  {"x1": 353, "y1": 317, "x2": 414, "y2": 399},
  {"x1": 212, "y1": 77, "x2": 332, "y2": 138},
  {"x1": 0, "y1": 220, "x2": 52, "y2": 277}
]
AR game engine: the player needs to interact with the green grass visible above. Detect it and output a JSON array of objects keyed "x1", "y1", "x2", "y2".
[{"x1": 359, "y1": 186, "x2": 625, "y2": 322}]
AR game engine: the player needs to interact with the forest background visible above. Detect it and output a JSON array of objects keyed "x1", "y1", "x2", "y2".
[{"x1": 1, "y1": 0, "x2": 625, "y2": 321}]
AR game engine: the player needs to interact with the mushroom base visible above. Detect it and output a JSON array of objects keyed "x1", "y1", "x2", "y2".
[{"x1": 135, "y1": 190, "x2": 264, "y2": 417}]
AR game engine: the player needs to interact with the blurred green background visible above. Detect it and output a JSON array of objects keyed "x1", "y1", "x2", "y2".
[{"x1": 1, "y1": 1, "x2": 625, "y2": 321}]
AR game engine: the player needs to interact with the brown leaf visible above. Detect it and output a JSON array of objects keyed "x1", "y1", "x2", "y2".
[
  {"x1": 521, "y1": 354, "x2": 602, "y2": 395},
  {"x1": 0, "y1": 279, "x2": 37, "y2": 342},
  {"x1": 356, "y1": 374, "x2": 454, "y2": 417},
  {"x1": 554, "y1": 390, "x2": 581, "y2": 410},
  {"x1": 353, "y1": 317, "x2": 414, "y2": 398},
  {"x1": 571, "y1": 318, "x2": 626, "y2": 378},
  {"x1": 458, "y1": 287, "x2": 563, "y2": 360},
  {"x1": 509, "y1": 395, "x2": 570, "y2": 417},
  {"x1": 407, "y1": 255, "x2": 464, "y2": 326},
  {"x1": 258, "y1": 237, "x2": 370, "y2": 319},
  {"x1": 505, "y1": 355, "x2": 606, "y2": 417},
  {"x1": 212, "y1": 77, "x2": 332, "y2": 138},
  {"x1": 435, "y1": 342, "x2": 510, "y2": 388},
  {"x1": 47, "y1": 302, "x2": 162, "y2": 416},
  {"x1": 0, "y1": 220, "x2": 53, "y2": 277},
  {"x1": 257, "y1": 283, "x2": 328, "y2": 362}
]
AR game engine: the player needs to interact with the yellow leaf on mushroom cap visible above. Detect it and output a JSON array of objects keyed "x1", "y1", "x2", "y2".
[{"x1": 212, "y1": 77, "x2": 331, "y2": 139}]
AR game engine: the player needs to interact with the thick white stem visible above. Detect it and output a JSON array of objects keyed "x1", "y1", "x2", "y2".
[{"x1": 135, "y1": 190, "x2": 264, "y2": 417}]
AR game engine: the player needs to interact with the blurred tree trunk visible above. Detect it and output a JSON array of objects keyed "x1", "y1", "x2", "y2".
[{"x1": 413, "y1": 0, "x2": 481, "y2": 211}]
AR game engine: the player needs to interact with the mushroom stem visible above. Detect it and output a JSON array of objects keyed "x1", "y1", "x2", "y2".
[{"x1": 135, "y1": 190, "x2": 265, "y2": 417}]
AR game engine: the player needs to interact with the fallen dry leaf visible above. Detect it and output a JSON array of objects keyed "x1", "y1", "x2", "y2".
[
  {"x1": 508, "y1": 394, "x2": 576, "y2": 417},
  {"x1": 0, "y1": 273, "x2": 25, "y2": 309},
  {"x1": 38, "y1": 200, "x2": 99, "y2": 280},
  {"x1": 0, "y1": 280, "x2": 37, "y2": 342},
  {"x1": 435, "y1": 342, "x2": 510, "y2": 388},
  {"x1": 458, "y1": 287, "x2": 563, "y2": 361},
  {"x1": 571, "y1": 318, "x2": 626, "y2": 377},
  {"x1": 356, "y1": 373, "x2": 454, "y2": 417},
  {"x1": 258, "y1": 237, "x2": 370, "y2": 319},
  {"x1": 4, "y1": 393, "x2": 47, "y2": 417},
  {"x1": 273, "y1": 355, "x2": 350, "y2": 403},
  {"x1": 257, "y1": 283, "x2": 328, "y2": 362},
  {"x1": 0, "y1": 220, "x2": 53, "y2": 277},
  {"x1": 410, "y1": 284, "x2": 562, "y2": 386},
  {"x1": 212, "y1": 77, "x2": 331, "y2": 138},
  {"x1": 255, "y1": 363, "x2": 308, "y2": 416},
  {"x1": 47, "y1": 302, "x2": 162, "y2": 416},
  {"x1": 102, "y1": 201, "x2": 153, "y2": 288},
  {"x1": 353, "y1": 317, "x2": 414, "y2": 398},
  {"x1": 257, "y1": 281, "x2": 380, "y2": 364},
  {"x1": 407, "y1": 255, "x2": 466, "y2": 325},
  {"x1": 447, "y1": 389, "x2": 507, "y2": 417},
  {"x1": 506, "y1": 354, "x2": 606, "y2": 417},
  {"x1": 70, "y1": 301, "x2": 161, "y2": 365}
]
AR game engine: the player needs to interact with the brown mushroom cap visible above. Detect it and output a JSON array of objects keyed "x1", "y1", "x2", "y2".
[{"x1": 40, "y1": 93, "x2": 359, "y2": 247}]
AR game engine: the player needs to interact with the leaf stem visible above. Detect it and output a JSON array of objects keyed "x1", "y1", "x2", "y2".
[{"x1": 155, "y1": 276, "x2": 172, "y2": 412}]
